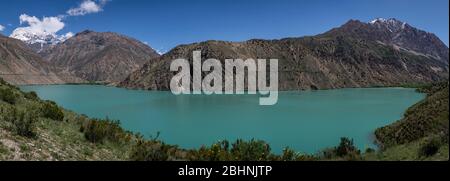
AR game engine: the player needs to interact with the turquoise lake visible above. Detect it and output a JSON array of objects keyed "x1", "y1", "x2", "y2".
[{"x1": 20, "y1": 85, "x2": 424, "y2": 154}]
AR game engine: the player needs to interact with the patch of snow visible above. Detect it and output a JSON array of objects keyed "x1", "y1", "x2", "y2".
[
  {"x1": 9, "y1": 28, "x2": 73, "y2": 46},
  {"x1": 370, "y1": 18, "x2": 386, "y2": 24},
  {"x1": 369, "y1": 18, "x2": 408, "y2": 33}
]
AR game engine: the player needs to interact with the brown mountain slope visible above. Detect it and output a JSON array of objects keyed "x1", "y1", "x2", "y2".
[
  {"x1": 43, "y1": 30, "x2": 160, "y2": 83},
  {"x1": 119, "y1": 19, "x2": 449, "y2": 90},
  {"x1": 324, "y1": 18, "x2": 449, "y2": 64},
  {"x1": 0, "y1": 34, "x2": 82, "y2": 85}
]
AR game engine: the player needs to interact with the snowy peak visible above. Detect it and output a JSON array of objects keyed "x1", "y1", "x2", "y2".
[
  {"x1": 325, "y1": 18, "x2": 448, "y2": 63},
  {"x1": 369, "y1": 18, "x2": 401, "y2": 24},
  {"x1": 9, "y1": 29, "x2": 73, "y2": 53},
  {"x1": 369, "y1": 18, "x2": 407, "y2": 32},
  {"x1": 11, "y1": 30, "x2": 56, "y2": 45},
  {"x1": 368, "y1": 18, "x2": 447, "y2": 62}
]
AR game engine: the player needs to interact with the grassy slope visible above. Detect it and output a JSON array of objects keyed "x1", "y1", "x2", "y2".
[
  {"x1": 0, "y1": 80, "x2": 131, "y2": 160},
  {"x1": 364, "y1": 137, "x2": 448, "y2": 161},
  {"x1": 1, "y1": 78, "x2": 448, "y2": 161},
  {"x1": 370, "y1": 82, "x2": 449, "y2": 160},
  {"x1": 375, "y1": 83, "x2": 448, "y2": 146}
]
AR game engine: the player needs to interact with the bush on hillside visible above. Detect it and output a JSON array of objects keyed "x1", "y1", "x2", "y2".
[
  {"x1": 13, "y1": 111, "x2": 37, "y2": 138},
  {"x1": 80, "y1": 118, "x2": 125, "y2": 144},
  {"x1": 129, "y1": 139, "x2": 172, "y2": 161},
  {"x1": 24, "y1": 91, "x2": 39, "y2": 101},
  {"x1": 321, "y1": 137, "x2": 361, "y2": 160},
  {"x1": 280, "y1": 147, "x2": 298, "y2": 161},
  {"x1": 365, "y1": 148, "x2": 376, "y2": 154},
  {"x1": 335, "y1": 137, "x2": 359, "y2": 157},
  {"x1": 419, "y1": 136, "x2": 442, "y2": 157},
  {"x1": 230, "y1": 139, "x2": 272, "y2": 161},
  {"x1": 0, "y1": 78, "x2": 7, "y2": 85},
  {"x1": 190, "y1": 140, "x2": 232, "y2": 161},
  {"x1": 41, "y1": 101, "x2": 64, "y2": 121},
  {"x1": 0, "y1": 88, "x2": 17, "y2": 104},
  {"x1": 3, "y1": 107, "x2": 37, "y2": 138}
]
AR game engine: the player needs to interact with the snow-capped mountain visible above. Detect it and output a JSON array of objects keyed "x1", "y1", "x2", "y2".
[
  {"x1": 325, "y1": 18, "x2": 448, "y2": 64},
  {"x1": 368, "y1": 18, "x2": 448, "y2": 63},
  {"x1": 9, "y1": 28, "x2": 73, "y2": 54},
  {"x1": 369, "y1": 18, "x2": 407, "y2": 32}
]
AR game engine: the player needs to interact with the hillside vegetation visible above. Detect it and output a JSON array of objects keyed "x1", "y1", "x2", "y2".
[
  {"x1": 371, "y1": 82, "x2": 449, "y2": 160},
  {"x1": 1, "y1": 78, "x2": 448, "y2": 160},
  {"x1": 376, "y1": 82, "x2": 448, "y2": 145},
  {"x1": 0, "y1": 78, "x2": 131, "y2": 160}
]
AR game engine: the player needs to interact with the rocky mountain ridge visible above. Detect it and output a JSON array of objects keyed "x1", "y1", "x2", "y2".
[
  {"x1": 42, "y1": 30, "x2": 160, "y2": 83},
  {"x1": 119, "y1": 19, "x2": 449, "y2": 90}
]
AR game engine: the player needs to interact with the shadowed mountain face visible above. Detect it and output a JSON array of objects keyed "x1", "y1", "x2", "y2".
[
  {"x1": 43, "y1": 30, "x2": 160, "y2": 83},
  {"x1": 0, "y1": 34, "x2": 82, "y2": 85},
  {"x1": 119, "y1": 19, "x2": 449, "y2": 91}
]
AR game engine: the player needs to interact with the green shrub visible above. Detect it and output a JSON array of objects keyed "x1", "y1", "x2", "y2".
[
  {"x1": 0, "y1": 88, "x2": 17, "y2": 104},
  {"x1": 365, "y1": 148, "x2": 375, "y2": 154},
  {"x1": 419, "y1": 136, "x2": 442, "y2": 157},
  {"x1": 320, "y1": 137, "x2": 361, "y2": 160},
  {"x1": 41, "y1": 101, "x2": 64, "y2": 121},
  {"x1": 82, "y1": 119, "x2": 106, "y2": 143},
  {"x1": 278, "y1": 147, "x2": 317, "y2": 161},
  {"x1": 186, "y1": 139, "x2": 280, "y2": 161},
  {"x1": 281, "y1": 147, "x2": 297, "y2": 161},
  {"x1": 230, "y1": 139, "x2": 272, "y2": 161},
  {"x1": 129, "y1": 139, "x2": 171, "y2": 161},
  {"x1": 4, "y1": 107, "x2": 37, "y2": 138},
  {"x1": 80, "y1": 118, "x2": 125, "y2": 143},
  {"x1": 2, "y1": 106, "x2": 17, "y2": 123},
  {"x1": 335, "y1": 137, "x2": 359, "y2": 157},
  {"x1": 13, "y1": 111, "x2": 37, "y2": 138},
  {"x1": 0, "y1": 78, "x2": 7, "y2": 85},
  {"x1": 321, "y1": 147, "x2": 336, "y2": 159},
  {"x1": 24, "y1": 91, "x2": 39, "y2": 101},
  {"x1": 190, "y1": 140, "x2": 231, "y2": 161}
]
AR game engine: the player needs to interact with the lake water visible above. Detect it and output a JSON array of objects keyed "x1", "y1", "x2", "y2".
[{"x1": 20, "y1": 85, "x2": 424, "y2": 154}]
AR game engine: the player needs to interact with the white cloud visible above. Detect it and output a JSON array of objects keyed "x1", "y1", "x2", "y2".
[
  {"x1": 67, "y1": 0, "x2": 108, "y2": 16},
  {"x1": 19, "y1": 14, "x2": 65, "y2": 34},
  {"x1": 0, "y1": 24, "x2": 4, "y2": 31},
  {"x1": 8, "y1": 0, "x2": 110, "y2": 44},
  {"x1": 9, "y1": 14, "x2": 67, "y2": 44},
  {"x1": 60, "y1": 32, "x2": 74, "y2": 42}
]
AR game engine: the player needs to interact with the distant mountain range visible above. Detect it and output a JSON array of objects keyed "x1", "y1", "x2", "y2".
[
  {"x1": 119, "y1": 18, "x2": 449, "y2": 90},
  {"x1": 1, "y1": 18, "x2": 448, "y2": 88},
  {"x1": 2, "y1": 30, "x2": 160, "y2": 84}
]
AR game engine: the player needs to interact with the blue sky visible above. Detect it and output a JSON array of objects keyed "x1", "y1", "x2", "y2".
[{"x1": 1, "y1": 0, "x2": 448, "y2": 53}]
